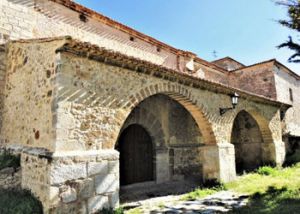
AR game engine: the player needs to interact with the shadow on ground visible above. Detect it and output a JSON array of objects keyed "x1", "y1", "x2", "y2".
[{"x1": 229, "y1": 186, "x2": 300, "y2": 214}]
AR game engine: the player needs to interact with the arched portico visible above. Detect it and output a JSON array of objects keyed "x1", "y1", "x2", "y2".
[
  {"x1": 115, "y1": 93, "x2": 209, "y2": 194},
  {"x1": 230, "y1": 109, "x2": 277, "y2": 173}
]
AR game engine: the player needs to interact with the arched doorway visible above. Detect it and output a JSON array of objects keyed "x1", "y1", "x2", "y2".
[
  {"x1": 116, "y1": 124, "x2": 154, "y2": 186},
  {"x1": 231, "y1": 110, "x2": 264, "y2": 173}
]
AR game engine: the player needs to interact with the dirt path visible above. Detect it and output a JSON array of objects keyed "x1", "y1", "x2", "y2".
[{"x1": 122, "y1": 191, "x2": 249, "y2": 214}]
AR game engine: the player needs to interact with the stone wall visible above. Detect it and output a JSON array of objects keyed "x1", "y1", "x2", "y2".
[
  {"x1": 229, "y1": 62, "x2": 277, "y2": 99},
  {"x1": 0, "y1": 45, "x2": 6, "y2": 132},
  {"x1": 213, "y1": 58, "x2": 245, "y2": 71},
  {"x1": 121, "y1": 94, "x2": 203, "y2": 182},
  {"x1": 0, "y1": 0, "x2": 181, "y2": 73},
  {"x1": 21, "y1": 149, "x2": 119, "y2": 213},
  {"x1": 0, "y1": 39, "x2": 287, "y2": 213},
  {"x1": 0, "y1": 40, "x2": 65, "y2": 151},
  {"x1": 0, "y1": 0, "x2": 232, "y2": 86},
  {"x1": 273, "y1": 65, "x2": 300, "y2": 137},
  {"x1": 0, "y1": 167, "x2": 21, "y2": 189}
]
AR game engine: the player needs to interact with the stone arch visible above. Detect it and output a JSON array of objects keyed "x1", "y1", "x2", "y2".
[
  {"x1": 117, "y1": 83, "x2": 216, "y2": 145},
  {"x1": 230, "y1": 109, "x2": 276, "y2": 173},
  {"x1": 118, "y1": 108, "x2": 165, "y2": 150},
  {"x1": 115, "y1": 109, "x2": 164, "y2": 183}
]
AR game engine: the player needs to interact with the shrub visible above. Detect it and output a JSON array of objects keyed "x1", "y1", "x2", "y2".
[
  {"x1": 256, "y1": 166, "x2": 277, "y2": 176},
  {"x1": 0, "y1": 151, "x2": 20, "y2": 170},
  {"x1": 97, "y1": 207, "x2": 124, "y2": 214},
  {"x1": 0, "y1": 188, "x2": 43, "y2": 214}
]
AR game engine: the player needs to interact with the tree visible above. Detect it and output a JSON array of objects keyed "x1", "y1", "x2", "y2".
[{"x1": 276, "y1": 0, "x2": 300, "y2": 63}]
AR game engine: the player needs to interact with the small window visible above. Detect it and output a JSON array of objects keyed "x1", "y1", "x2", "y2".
[
  {"x1": 289, "y1": 88, "x2": 293, "y2": 102},
  {"x1": 280, "y1": 110, "x2": 285, "y2": 121}
]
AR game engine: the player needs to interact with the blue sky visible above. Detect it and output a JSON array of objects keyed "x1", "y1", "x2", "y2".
[{"x1": 75, "y1": 0, "x2": 299, "y2": 74}]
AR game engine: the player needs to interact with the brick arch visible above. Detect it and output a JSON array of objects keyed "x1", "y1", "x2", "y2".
[
  {"x1": 230, "y1": 109, "x2": 276, "y2": 164},
  {"x1": 117, "y1": 83, "x2": 217, "y2": 145},
  {"x1": 231, "y1": 109, "x2": 274, "y2": 145}
]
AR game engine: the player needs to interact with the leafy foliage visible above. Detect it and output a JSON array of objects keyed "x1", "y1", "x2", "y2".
[
  {"x1": 0, "y1": 151, "x2": 20, "y2": 170},
  {"x1": 256, "y1": 166, "x2": 278, "y2": 176},
  {"x1": 276, "y1": 0, "x2": 300, "y2": 63},
  {"x1": 0, "y1": 188, "x2": 43, "y2": 214}
]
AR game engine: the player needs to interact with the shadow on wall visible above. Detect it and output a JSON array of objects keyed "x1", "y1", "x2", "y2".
[
  {"x1": 284, "y1": 137, "x2": 300, "y2": 166},
  {"x1": 231, "y1": 110, "x2": 265, "y2": 174}
]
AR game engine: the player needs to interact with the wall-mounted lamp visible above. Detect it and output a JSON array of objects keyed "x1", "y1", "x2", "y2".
[{"x1": 220, "y1": 92, "x2": 239, "y2": 116}]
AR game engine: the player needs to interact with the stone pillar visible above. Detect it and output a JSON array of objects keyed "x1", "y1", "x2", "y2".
[
  {"x1": 202, "y1": 143, "x2": 236, "y2": 183},
  {"x1": 21, "y1": 149, "x2": 119, "y2": 214},
  {"x1": 155, "y1": 149, "x2": 170, "y2": 183},
  {"x1": 274, "y1": 140, "x2": 286, "y2": 166}
]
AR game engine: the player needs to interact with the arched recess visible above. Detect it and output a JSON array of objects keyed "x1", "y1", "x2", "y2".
[
  {"x1": 115, "y1": 89, "x2": 209, "y2": 188},
  {"x1": 231, "y1": 110, "x2": 275, "y2": 173},
  {"x1": 116, "y1": 124, "x2": 154, "y2": 185},
  {"x1": 116, "y1": 83, "x2": 216, "y2": 146}
]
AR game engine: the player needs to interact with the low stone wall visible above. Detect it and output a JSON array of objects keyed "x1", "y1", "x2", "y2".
[
  {"x1": 21, "y1": 148, "x2": 119, "y2": 213},
  {"x1": 0, "y1": 145, "x2": 22, "y2": 189},
  {"x1": 0, "y1": 167, "x2": 21, "y2": 189}
]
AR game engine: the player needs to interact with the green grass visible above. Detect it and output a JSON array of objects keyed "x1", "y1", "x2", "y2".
[
  {"x1": 226, "y1": 164, "x2": 300, "y2": 213},
  {"x1": 229, "y1": 186, "x2": 300, "y2": 214},
  {"x1": 225, "y1": 164, "x2": 300, "y2": 195},
  {"x1": 0, "y1": 151, "x2": 20, "y2": 170},
  {"x1": 126, "y1": 208, "x2": 143, "y2": 214},
  {"x1": 182, "y1": 184, "x2": 227, "y2": 201},
  {"x1": 181, "y1": 164, "x2": 300, "y2": 213},
  {"x1": 0, "y1": 188, "x2": 43, "y2": 214}
]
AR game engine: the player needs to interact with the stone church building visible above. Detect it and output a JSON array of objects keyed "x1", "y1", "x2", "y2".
[{"x1": 0, "y1": 0, "x2": 299, "y2": 213}]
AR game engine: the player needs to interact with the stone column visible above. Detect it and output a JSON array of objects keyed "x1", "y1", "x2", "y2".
[
  {"x1": 202, "y1": 143, "x2": 236, "y2": 183},
  {"x1": 155, "y1": 149, "x2": 170, "y2": 183}
]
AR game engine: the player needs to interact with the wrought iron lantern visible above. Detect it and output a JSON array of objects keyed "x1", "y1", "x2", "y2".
[{"x1": 220, "y1": 92, "x2": 239, "y2": 116}]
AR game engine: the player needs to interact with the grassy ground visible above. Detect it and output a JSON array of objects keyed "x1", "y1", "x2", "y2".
[
  {"x1": 183, "y1": 164, "x2": 300, "y2": 214},
  {"x1": 227, "y1": 164, "x2": 300, "y2": 213}
]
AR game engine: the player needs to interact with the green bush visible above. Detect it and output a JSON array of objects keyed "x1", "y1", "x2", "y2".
[
  {"x1": 0, "y1": 151, "x2": 20, "y2": 170},
  {"x1": 97, "y1": 207, "x2": 124, "y2": 214},
  {"x1": 256, "y1": 166, "x2": 277, "y2": 176},
  {"x1": 0, "y1": 188, "x2": 43, "y2": 214}
]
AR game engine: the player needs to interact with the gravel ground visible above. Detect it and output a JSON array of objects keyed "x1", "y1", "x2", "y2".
[{"x1": 123, "y1": 191, "x2": 249, "y2": 214}]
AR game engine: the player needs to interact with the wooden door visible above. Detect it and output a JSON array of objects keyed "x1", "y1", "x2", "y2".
[{"x1": 117, "y1": 124, "x2": 154, "y2": 185}]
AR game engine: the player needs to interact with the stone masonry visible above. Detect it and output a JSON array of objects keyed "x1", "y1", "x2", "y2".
[{"x1": 0, "y1": 0, "x2": 299, "y2": 213}]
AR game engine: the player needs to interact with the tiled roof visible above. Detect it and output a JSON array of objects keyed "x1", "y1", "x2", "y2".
[
  {"x1": 48, "y1": 0, "x2": 226, "y2": 73},
  {"x1": 55, "y1": 37, "x2": 290, "y2": 107},
  {"x1": 11, "y1": 36, "x2": 291, "y2": 107}
]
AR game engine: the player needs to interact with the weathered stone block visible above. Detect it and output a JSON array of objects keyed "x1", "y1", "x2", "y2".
[
  {"x1": 60, "y1": 186, "x2": 77, "y2": 203},
  {"x1": 49, "y1": 186, "x2": 60, "y2": 206},
  {"x1": 95, "y1": 174, "x2": 119, "y2": 194},
  {"x1": 87, "y1": 195, "x2": 109, "y2": 213},
  {"x1": 88, "y1": 161, "x2": 108, "y2": 176},
  {"x1": 108, "y1": 191, "x2": 119, "y2": 208},
  {"x1": 108, "y1": 161, "x2": 119, "y2": 174},
  {"x1": 74, "y1": 178, "x2": 94, "y2": 199},
  {"x1": 50, "y1": 163, "x2": 87, "y2": 185}
]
